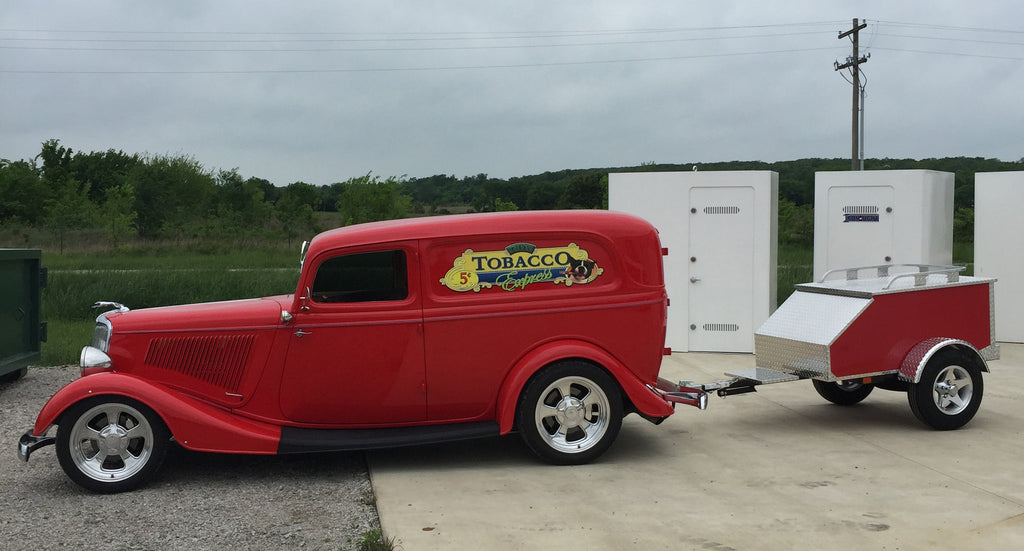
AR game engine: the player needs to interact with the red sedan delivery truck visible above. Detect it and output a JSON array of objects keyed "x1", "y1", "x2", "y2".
[{"x1": 20, "y1": 210, "x2": 698, "y2": 492}]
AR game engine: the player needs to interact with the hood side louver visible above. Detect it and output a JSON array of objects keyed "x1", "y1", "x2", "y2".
[{"x1": 144, "y1": 334, "x2": 255, "y2": 392}]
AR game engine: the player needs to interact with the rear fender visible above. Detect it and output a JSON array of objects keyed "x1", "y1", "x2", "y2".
[
  {"x1": 31, "y1": 372, "x2": 280, "y2": 454},
  {"x1": 494, "y1": 339, "x2": 674, "y2": 434},
  {"x1": 898, "y1": 338, "x2": 990, "y2": 383}
]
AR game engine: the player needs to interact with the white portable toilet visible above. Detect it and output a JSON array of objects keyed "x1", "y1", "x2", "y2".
[
  {"x1": 813, "y1": 170, "x2": 953, "y2": 280},
  {"x1": 608, "y1": 171, "x2": 778, "y2": 353},
  {"x1": 975, "y1": 171, "x2": 1023, "y2": 343}
]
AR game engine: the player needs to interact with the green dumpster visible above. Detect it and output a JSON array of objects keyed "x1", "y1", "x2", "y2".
[{"x1": 1, "y1": 249, "x2": 46, "y2": 382}]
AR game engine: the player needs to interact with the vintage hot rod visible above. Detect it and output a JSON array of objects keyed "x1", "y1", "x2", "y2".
[{"x1": 19, "y1": 210, "x2": 697, "y2": 492}]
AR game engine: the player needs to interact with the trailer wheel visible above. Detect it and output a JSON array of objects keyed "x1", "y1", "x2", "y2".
[
  {"x1": 56, "y1": 397, "x2": 170, "y2": 493},
  {"x1": 516, "y1": 361, "x2": 623, "y2": 465},
  {"x1": 812, "y1": 379, "x2": 874, "y2": 405},
  {"x1": 908, "y1": 348, "x2": 984, "y2": 430}
]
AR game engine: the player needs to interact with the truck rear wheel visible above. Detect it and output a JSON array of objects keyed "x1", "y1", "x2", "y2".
[
  {"x1": 812, "y1": 379, "x2": 874, "y2": 405},
  {"x1": 908, "y1": 347, "x2": 984, "y2": 430},
  {"x1": 516, "y1": 361, "x2": 622, "y2": 465},
  {"x1": 56, "y1": 397, "x2": 170, "y2": 493}
]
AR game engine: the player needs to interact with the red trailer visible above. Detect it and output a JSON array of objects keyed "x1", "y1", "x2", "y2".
[{"x1": 663, "y1": 264, "x2": 998, "y2": 429}]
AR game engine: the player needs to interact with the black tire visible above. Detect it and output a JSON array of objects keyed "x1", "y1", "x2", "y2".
[
  {"x1": 516, "y1": 361, "x2": 623, "y2": 465},
  {"x1": 56, "y1": 396, "x2": 170, "y2": 493},
  {"x1": 812, "y1": 379, "x2": 874, "y2": 405},
  {"x1": 908, "y1": 347, "x2": 984, "y2": 430}
]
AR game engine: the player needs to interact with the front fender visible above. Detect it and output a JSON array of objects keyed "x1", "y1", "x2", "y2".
[
  {"x1": 31, "y1": 373, "x2": 280, "y2": 454},
  {"x1": 494, "y1": 339, "x2": 674, "y2": 434},
  {"x1": 898, "y1": 338, "x2": 991, "y2": 383}
]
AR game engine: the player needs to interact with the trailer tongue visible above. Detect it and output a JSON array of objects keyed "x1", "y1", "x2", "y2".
[{"x1": 662, "y1": 264, "x2": 998, "y2": 430}]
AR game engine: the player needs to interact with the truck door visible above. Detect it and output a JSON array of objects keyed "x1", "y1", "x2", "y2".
[{"x1": 279, "y1": 242, "x2": 426, "y2": 425}]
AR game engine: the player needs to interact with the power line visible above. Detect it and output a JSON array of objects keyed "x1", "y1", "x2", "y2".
[
  {"x1": 872, "y1": 20, "x2": 1024, "y2": 35},
  {"x1": 0, "y1": 30, "x2": 835, "y2": 53},
  {"x1": 871, "y1": 46, "x2": 1024, "y2": 61},
  {"x1": 0, "y1": 21, "x2": 848, "y2": 39},
  {"x1": 0, "y1": 46, "x2": 840, "y2": 75}
]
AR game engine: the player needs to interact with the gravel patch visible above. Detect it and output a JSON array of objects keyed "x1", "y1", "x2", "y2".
[{"x1": 2, "y1": 366, "x2": 381, "y2": 551}]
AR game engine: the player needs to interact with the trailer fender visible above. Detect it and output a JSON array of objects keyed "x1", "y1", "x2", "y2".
[
  {"x1": 30, "y1": 372, "x2": 281, "y2": 454},
  {"x1": 899, "y1": 338, "x2": 990, "y2": 383},
  {"x1": 494, "y1": 339, "x2": 674, "y2": 435}
]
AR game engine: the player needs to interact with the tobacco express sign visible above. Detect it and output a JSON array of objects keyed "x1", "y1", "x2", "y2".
[{"x1": 440, "y1": 242, "x2": 603, "y2": 293}]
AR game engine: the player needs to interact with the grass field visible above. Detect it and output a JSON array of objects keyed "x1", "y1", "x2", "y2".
[
  {"x1": 39, "y1": 245, "x2": 303, "y2": 365},
  {"x1": 34, "y1": 241, "x2": 974, "y2": 366}
]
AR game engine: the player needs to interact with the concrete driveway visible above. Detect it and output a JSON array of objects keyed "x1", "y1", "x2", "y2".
[{"x1": 369, "y1": 344, "x2": 1024, "y2": 550}]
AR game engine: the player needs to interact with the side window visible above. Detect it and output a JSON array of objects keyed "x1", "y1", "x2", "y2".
[{"x1": 311, "y1": 250, "x2": 408, "y2": 303}]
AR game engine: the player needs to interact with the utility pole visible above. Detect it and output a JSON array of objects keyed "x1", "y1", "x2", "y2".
[{"x1": 835, "y1": 18, "x2": 868, "y2": 170}]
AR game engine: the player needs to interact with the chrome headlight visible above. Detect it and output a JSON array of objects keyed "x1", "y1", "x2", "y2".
[{"x1": 80, "y1": 346, "x2": 112, "y2": 369}]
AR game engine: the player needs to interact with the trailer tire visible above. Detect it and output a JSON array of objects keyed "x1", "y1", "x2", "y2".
[
  {"x1": 908, "y1": 347, "x2": 984, "y2": 430},
  {"x1": 516, "y1": 361, "x2": 622, "y2": 465},
  {"x1": 812, "y1": 379, "x2": 874, "y2": 405}
]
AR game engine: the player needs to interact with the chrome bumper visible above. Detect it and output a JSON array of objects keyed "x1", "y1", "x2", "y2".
[{"x1": 18, "y1": 431, "x2": 55, "y2": 462}]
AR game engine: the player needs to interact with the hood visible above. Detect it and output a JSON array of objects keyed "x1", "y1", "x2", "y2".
[{"x1": 104, "y1": 295, "x2": 291, "y2": 334}]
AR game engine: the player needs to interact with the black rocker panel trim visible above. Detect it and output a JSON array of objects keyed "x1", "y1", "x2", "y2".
[{"x1": 277, "y1": 421, "x2": 499, "y2": 454}]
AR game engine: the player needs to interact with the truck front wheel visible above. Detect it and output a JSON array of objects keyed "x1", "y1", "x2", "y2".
[
  {"x1": 56, "y1": 397, "x2": 170, "y2": 493},
  {"x1": 516, "y1": 361, "x2": 623, "y2": 465},
  {"x1": 908, "y1": 348, "x2": 984, "y2": 430}
]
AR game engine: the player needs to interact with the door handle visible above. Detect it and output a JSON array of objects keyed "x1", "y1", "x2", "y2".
[
  {"x1": 294, "y1": 329, "x2": 312, "y2": 338},
  {"x1": 690, "y1": 277, "x2": 702, "y2": 283}
]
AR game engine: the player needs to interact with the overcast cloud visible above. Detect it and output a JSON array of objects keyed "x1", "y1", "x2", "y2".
[{"x1": 2, "y1": 1, "x2": 1022, "y2": 186}]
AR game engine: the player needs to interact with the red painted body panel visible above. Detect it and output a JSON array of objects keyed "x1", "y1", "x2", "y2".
[
  {"x1": 493, "y1": 339, "x2": 675, "y2": 434},
  {"x1": 29, "y1": 210, "x2": 673, "y2": 453},
  {"x1": 33, "y1": 373, "x2": 280, "y2": 454},
  {"x1": 278, "y1": 241, "x2": 427, "y2": 425},
  {"x1": 830, "y1": 283, "x2": 992, "y2": 378}
]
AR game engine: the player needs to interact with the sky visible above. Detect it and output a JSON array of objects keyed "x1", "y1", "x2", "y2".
[{"x1": 2, "y1": 1, "x2": 1022, "y2": 187}]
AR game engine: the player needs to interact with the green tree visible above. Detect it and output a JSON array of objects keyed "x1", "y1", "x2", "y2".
[
  {"x1": 493, "y1": 197, "x2": 518, "y2": 212},
  {"x1": 128, "y1": 155, "x2": 214, "y2": 238},
  {"x1": 70, "y1": 148, "x2": 141, "y2": 204},
  {"x1": 214, "y1": 168, "x2": 272, "y2": 232},
  {"x1": 335, "y1": 174, "x2": 412, "y2": 225},
  {"x1": 557, "y1": 172, "x2": 606, "y2": 209},
  {"x1": 0, "y1": 159, "x2": 48, "y2": 224},
  {"x1": 46, "y1": 178, "x2": 98, "y2": 254},
  {"x1": 276, "y1": 182, "x2": 320, "y2": 245},
  {"x1": 777, "y1": 199, "x2": 814, "y2": 245},
  {"x1": 101, "y1": 182, "x2": 138, "y2": 247}
]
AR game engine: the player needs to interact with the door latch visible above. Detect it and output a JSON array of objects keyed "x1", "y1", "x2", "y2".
[{"x1": 294, "y1": 329, "x2": 312, "y2": 338}]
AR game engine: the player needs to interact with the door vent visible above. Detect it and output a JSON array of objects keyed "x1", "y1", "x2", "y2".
[
  {"x1": 703, "y1": 206, "x2": 741, "y2": 214},
  {"x1": 703, "y1": 323, "x2": 740, "y2": 332},
  {"x1": 842, "y1": 205, "x2": 880, "y2": 222},
  {"x1": 144, "y1": 334, "x2": 254, "y2": 392}
]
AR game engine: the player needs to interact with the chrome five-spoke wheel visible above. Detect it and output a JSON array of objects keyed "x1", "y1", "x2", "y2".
[
  {"x1": 56, "y1": 397, "x2": 169, "y2": 493},
  {"x1": 517, "y1": 361, "x2": 622, "y2": 464}
]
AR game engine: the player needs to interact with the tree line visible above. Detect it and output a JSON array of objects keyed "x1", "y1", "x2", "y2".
[{"x1": 2, "y1": 139, "x2": 1018, "y2": 250}]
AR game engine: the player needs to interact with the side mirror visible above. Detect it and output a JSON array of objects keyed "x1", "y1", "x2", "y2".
[{"x1": 299, "y1": 286, "x2": 312, "y2": 311}]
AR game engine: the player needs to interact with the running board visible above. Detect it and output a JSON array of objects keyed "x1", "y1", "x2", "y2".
[{"x1": 278, "y1": 421, "x2": 499, "y2": 454}]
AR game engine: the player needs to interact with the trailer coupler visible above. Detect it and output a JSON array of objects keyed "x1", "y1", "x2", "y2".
[
  {"x1": 656, "y1": 374, "x2": 771, "y2": 411},
  {"x1": 696, "y1": 377, "x2": 761, "y2": 398}
]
